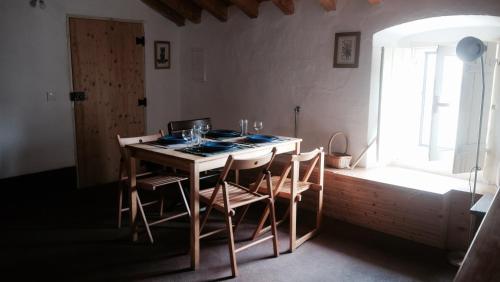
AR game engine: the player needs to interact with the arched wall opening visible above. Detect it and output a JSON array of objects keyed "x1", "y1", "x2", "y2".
[{"x1": 367, "y1": 15, "x2": 500, "y2": 183}]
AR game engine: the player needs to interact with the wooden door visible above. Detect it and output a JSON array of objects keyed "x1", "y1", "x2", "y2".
[{"x1": 69, "y1": 18, "x2": 145, "y2": 187}]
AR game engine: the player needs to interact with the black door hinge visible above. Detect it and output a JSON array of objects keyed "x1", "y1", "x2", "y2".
[
  {"x1": 70, "y1": 91, "x2": 86, "y2": 101},
  {"x1": 136, "y1": 36, "x2": 145, "y2": 46},
  {"x1": 138, "y1": 98, "x2": 147, "y2": 107}
]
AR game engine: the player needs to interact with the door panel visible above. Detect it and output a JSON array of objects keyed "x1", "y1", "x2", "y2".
[{"x1": 69, "y1": 18, "x2": 145, "y2": 187}]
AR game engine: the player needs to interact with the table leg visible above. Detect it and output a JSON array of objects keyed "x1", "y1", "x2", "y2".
[
  {"x1": 289, "y1": 141, "x2": 301, "y2": 252},
  {"x1": 128, "y1": 156, "x2": 138, "y2": 241},
  {"x1": 289, "y1": 159, "x2": 299, "y2": 252},
  {"x1": 190, "y1": 163, "x2": 200, "y2": 270}
]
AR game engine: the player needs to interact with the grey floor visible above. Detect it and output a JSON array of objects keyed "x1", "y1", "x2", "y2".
[{"x1": 0, "y1": 181, "x2": 457, "y2": 282}]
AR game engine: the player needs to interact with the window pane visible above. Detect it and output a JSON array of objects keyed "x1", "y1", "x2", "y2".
[{"x1": 437, "y1": 55, "x2": 463, "y2": 149}]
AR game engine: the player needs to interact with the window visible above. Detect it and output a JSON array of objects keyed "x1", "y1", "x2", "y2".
[{"x1": 378, "y1": 43, "x2": 495, "y2": 176}]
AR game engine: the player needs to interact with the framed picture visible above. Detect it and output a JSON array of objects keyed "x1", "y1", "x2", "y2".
[
  {"x1": 333, "y1": 32, "x2": 361, "y2": 68},
  {"x1": 154, "y1": 41, "x2": 170, "y2": 69}
]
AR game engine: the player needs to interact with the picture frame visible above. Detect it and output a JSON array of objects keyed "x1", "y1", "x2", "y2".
[
  {"x1": 154, "y1": 41, "x2": 170, "y2": 69},
  {"x1": 333, "y1": 32, "x2": 361, "y2": 68}
]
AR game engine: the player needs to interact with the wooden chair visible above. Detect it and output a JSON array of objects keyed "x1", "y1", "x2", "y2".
[
  {"x1": 199, "y1": 148, "x2": 280, "y2": 277},
  {"x1": 167, "y1": 117, "x2": 211, "y2": 135},
  {"x1": 167, "y1": 117, "x2": 220, "y2": 182},
  {"x1": 252, "y1": 148, "x2": 324, "y2": 252},
  {"x1": 116, "y1": 132, "x2": 191, "y2": 243}
]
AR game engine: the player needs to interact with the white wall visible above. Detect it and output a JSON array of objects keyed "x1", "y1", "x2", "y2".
[
  {"x1": 2, "y1": 0, "x2": 500, "y2": 179},
  {"x1": 0, "y1": 0, "x2": 181, "y2": 178},
  {"x1": 179, "y1": 0, "x2": 500, "y2": 160}
]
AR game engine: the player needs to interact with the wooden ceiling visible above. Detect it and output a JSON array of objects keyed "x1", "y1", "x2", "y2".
[{"x1": 141, "y1": 0, "x2": 382, "y2": 26}]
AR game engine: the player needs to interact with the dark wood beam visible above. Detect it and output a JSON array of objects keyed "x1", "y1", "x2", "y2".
[
  {"x1": 319, "y1": 0, "x2": 336, "y2": 11},
  {"x1": 230, "y1": 0, "x2": 260, "y2": 18},
  {"x1": 193, "y1": 0, "x2": 229, "y2": 22},
  {"x1": 140, "y1": 0, "x2": 185, "y2": 26},
  {"x1": 159, "y1": 0, "x2": 202, "y2": 24},
  {"x1": 271, "y1": 0, "x2": 294, "y2": 15}
]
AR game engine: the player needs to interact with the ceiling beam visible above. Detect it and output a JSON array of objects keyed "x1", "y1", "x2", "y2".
[
  {"x1": 319, "y1": 0, "x2": 336, "y2": 11},
  {"x1": 140, "y1": 0, "x2": 185, "y2": 26},
  {"x1": 194, "y1": 0, "x2": 229, "y2": 22},
  {"x1": 159, "y1": 0, "x2": 202, "y2": 24},
  {"x1": 272, "y1": 0, "x2": 294, "y2": 15},
  {"x1": 230, "y1": 0, "x2": 260, "y2": 18}
]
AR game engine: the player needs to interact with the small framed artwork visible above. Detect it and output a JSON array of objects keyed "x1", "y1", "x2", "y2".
[
  {"x1": 154, "y1": 41, "x2": 170, "y2": 69},
  {"x1": 333, "y1": 32, "x2": 361, "y2": 68}
]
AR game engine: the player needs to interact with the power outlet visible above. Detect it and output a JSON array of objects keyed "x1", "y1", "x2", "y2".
[{"x1": 46, "y1": 91, "x2": 56, "y2": 102}]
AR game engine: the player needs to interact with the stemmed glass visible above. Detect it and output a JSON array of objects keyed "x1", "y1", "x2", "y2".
[
  {"x1": 253, "y1": 121, "x2": 263, "y2": 133},
  {"x1": 193, "y1": 125, "x2": 202, "y2": 146},
  {"x1": 200, "y1": 124, "x2": 210, "y2": 144},
  {"x1": 182, "y1": 129, "x2": 194, "y2": 145}
]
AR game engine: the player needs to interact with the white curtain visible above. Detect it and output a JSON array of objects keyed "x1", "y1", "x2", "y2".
[
  {"x1": 378, "y1": 47, "x2": 421, "y2": 164},
  {"x1": 483, "y1": 44, "x2": 500, "y2": 184}
]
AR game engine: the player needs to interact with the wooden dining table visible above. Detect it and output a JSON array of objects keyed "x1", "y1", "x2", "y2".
[{"x1": 126, "y1": 136, "x2": 302, "y2": 270}]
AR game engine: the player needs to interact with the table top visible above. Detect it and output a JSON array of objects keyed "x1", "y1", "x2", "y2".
[{"x1": 126, "y1": 136, "x2": 302, "y2": 164}]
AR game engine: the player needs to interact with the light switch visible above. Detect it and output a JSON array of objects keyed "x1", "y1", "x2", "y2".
[{"x1": 46, "y1": 91, "x2": 56, "y2": 102}]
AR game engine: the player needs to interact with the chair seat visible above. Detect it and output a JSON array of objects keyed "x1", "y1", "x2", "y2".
[
  {"x1": 255, "y1": 176, "x2": 313, "y2": 200},
  {"x1": 176, "y1": 169, "x2": 220, "y2": 180},
  {"x1": 136, "y1": 174, "x2": 188, "y2": 191},
  {"x1": 200, "y1": 183, "x2": 268, "y2": 213}
]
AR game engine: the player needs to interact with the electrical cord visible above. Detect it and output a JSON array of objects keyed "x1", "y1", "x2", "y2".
[{"x1": 467, "y1": 164, "x2": 483, "y2": 246}]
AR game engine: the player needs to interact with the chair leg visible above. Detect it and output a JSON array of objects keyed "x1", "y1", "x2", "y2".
[
  {"x1": 233, "y1": 205, "x2": 249, "y2": 235},
  {"x1": 136, "y1": 194, "x2": 154, "y2": 244},
  {"x1": 252, "y1": 205, "x2": 270, "y2": 240},
  {"x1": 178, "y1": 182, "x2": 191, "y2": 217},
  {"x1": 316, "y1": 189, "x2": 323, "y2": 230},
  {"x1": 268, "y1": 200, "x2": 280, "y2": 257},
  {"x1": 117, "y1": 182, "x2": 124, "y2": 229},
  {"x1": 289, "y1": 197, "x2": 298, "y2": 252},
  {"x1": 200, "y1": 204, "x2": 214, "y2": 233},
  {"x1": 159, "y1": 191, "x2": 165, "y2": 217},
  {"x1": 225, "y1": 213, "x2": 238, "y2": 277}
]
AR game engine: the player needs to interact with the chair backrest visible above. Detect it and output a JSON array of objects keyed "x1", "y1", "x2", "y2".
[
  {"x1": 167, "y1": 118, "x2": 211, "y2": 135},
  {"x1": 206, "y1": 148, "x2": 277, "y2": 205},
  {"x1": 272, "y1": 147, "x2": 324, "y2": 195},
  {"x1": 116, "y1": 132, "x2": 162, "y2": 178}
]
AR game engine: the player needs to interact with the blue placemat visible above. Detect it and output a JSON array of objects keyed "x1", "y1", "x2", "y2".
[
  {"x1": 205, "y1": 129, "x2": 241, "y2": 140},
  {"x1": 157, "y1": 134, "x2": 188, "y2": 145},
  {"x1": 245, "y1": 134, "x2": 280, "y2": 143},
  {"x1": 236, "y1": 135, "x2": 291, "y2": 147},
  {"x1": 176, "y1": 142, "x2": 252, "y2": 157}
]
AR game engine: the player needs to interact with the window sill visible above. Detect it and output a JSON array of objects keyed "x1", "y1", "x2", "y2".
[{"x1": 325, "y1": 165, "x2": 497, "y2": 196}]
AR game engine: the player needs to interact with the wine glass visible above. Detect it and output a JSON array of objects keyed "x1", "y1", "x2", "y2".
[
  {"x1": 253, "y1": 121, "x2": 263, "y2": 133},
  {"x1": 182, "y1": 129, "x2": 193, "y2": 145},
  {"x1": 200, "y1": 124, "x2": 210, "y2": 144},
  {"x1": 239, "y1": 119, "x2": 248, "y2": 136},
  {"x1": 193, "y1": 125, "x2": 202, "y2": 146}
]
